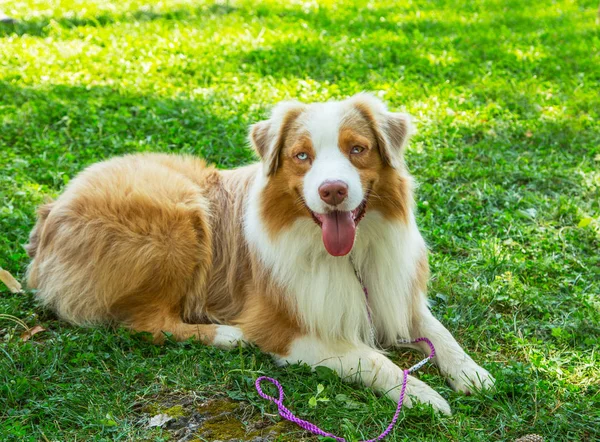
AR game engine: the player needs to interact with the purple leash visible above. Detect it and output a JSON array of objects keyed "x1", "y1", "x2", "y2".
[
  {"x1": 256, "y1": 337, "x2": 435, "y2": 441},
  {"x1": 255, "y1": 259, "x2": 436, "y2": 440}
]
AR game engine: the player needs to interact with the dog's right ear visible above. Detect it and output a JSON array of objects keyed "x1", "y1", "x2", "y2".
[{"x1": 250, "y1": 101, "x2": 305, "y2": 176}]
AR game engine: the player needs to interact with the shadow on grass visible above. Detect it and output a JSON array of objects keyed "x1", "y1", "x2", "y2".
[
  {"x1": 0, "y1": 81, "x2": 257, "y2": 186},
  {"x1": 1, "y1": 75, "x2": 597, "y2": 197},
  {"x1": 231, "y1": 13, "x2": 598, "y2": 83},
  {"x1": 0, "y1": 3, "x2": 237, "y2": 37}
]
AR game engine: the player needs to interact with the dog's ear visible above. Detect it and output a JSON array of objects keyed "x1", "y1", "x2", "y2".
[
  {"x1": 250, "y1": 101, "x2": 306, "y2": 176},
  {"x1": 349, "y1": 93, "x2": 415, "y2": 169}
]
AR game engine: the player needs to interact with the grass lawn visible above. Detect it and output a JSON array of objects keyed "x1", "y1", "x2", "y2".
[{"x1": 1, "y1": 0, "x2": 599, "y2": 440}]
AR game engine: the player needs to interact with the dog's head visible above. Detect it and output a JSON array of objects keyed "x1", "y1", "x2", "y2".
[{"x1": 251, "y1": 93, "x2": 414, "y2": 256}]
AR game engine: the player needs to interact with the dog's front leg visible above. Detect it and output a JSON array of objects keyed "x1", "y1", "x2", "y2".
[
  {"x1": 276, "y1": 336, "x2": 451, "y2": 415},
  {"x1": 409, "y1": 304, "x2": 495, "y2": 394}
]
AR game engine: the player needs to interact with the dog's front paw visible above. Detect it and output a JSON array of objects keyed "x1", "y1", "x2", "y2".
[
  {"x1": 213, "y1": 325, "x2": 246, "y2": 349},
  {"x1": 446, "y1": 359, "x2": 495, "y2": 394},
  {"x1": 390, "y1": 375, "x2": 452, "y2": 416}
]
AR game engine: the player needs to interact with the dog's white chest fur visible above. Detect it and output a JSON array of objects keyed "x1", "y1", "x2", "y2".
[{"x1": 245, "y1": 175, "x2": 425, "y2": 346}]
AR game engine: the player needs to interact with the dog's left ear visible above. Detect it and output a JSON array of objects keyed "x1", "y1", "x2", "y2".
[
  {"x1": 250, "y1": 101, "x2": 306, "y2": 176},
  {"x1": 349, "y1": 93, "x2": 415, "y2": 169}
]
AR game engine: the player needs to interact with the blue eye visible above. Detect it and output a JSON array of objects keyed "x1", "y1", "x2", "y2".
[
  {"x1": 296, "y1": 152, "x2": 309, "y2": 161},
  {"x1": 351, "y1": 146, "x2": 365, "y2": 154}
]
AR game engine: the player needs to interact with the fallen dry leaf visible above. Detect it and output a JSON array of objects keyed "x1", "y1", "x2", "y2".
[
  {"x1": 147, "y1": 413, "x2": 173, "y2": 428},
  {"x1": 21, "y1": 325, "x2": 46, "y2": 342},
  {"x1": 0, "y1": 268, "x2": 23, "y2": 293}
]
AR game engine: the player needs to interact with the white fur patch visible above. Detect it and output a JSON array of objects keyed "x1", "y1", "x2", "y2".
[
  {"x1": 279, "y1": 335, "x2": 451, "y2": 415},
  {"x1": 413, "y1": 303, "x2": 496, "y2": 393},
  {"x1": 301, "y1": 102, "x2": 364, "y2": 213},
  {"x1": 213, "y1": 325, "x2": 245, "y2": 348}
]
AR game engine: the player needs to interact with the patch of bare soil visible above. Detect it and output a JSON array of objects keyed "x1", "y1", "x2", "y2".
[{"x1": 137, "y1": 392, "x2": 316, "y2": 441}]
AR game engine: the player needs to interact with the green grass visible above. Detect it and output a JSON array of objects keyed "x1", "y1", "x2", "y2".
[{"x1": 1, "y1": 0, "x2": 599, "y2": 440}]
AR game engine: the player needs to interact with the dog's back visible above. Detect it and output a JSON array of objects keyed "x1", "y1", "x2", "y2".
[{"x1": 26, "y1": 154, "x2": 214, "y2": 334}]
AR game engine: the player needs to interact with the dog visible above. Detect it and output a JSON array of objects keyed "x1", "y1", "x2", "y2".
[{"x1": 26, "y1": 93, "x2": 494, "y2": 415}]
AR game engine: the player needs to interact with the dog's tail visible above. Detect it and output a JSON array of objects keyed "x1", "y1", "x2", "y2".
[{"x1": 25, "y1": 201, "x2": 55, "y2": 259}]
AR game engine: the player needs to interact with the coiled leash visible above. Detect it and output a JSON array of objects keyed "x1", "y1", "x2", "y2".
[
  {"x1": 255, "y1": 258, "x2": 436, "y2": 441},
  {"x1": 255, "y1": 337, "x2": 435, "y2": 441}
]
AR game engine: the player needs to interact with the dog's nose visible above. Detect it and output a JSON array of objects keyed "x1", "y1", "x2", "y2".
[{"x1": 319, "y1": 180, "x2": 348, "y2": 206}]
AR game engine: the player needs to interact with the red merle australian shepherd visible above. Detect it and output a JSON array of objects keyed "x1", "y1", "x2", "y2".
[{"x1": 26, "y1": 94, "x2": 494, "y2": 415}]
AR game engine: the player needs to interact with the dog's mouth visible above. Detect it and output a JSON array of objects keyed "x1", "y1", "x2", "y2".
[{"x1": 307, "y1": 192, "x2": 369, "y2": 257}]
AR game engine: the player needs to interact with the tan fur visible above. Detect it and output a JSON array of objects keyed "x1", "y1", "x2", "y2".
[
  {"x1": 25, "y1": 150, "x2": 301, "y2": 345},
  {"x1": 370, "y1": 168, "x2": 411, "y2": 223},
  {"x1": 260, "y1": 134, "x2": 316, "y2": 238},
  {"x1": 251, "y1": 103, "x2": 317, "y2": 238},
  {"x1": 339, "y1": 109, "x2": 411, "y2": 223},
  {"x1": 193, "y1": 166, "x2": 258, "y2": 323},
  {"x1": 235, "y1": 289, "x2": 301, "y2": 355},
  {"x1": 352, "y1": 98, "x2": 412, "y2": 170},
  {"x1": 27, "y1": 154, "x2": 213, "y2": 340},
  {"x1": 25, "y1": 201, "x2": 55, "y2": 287},
  {"x1": 251, "y1": 102, "x2": 307, "y2": 176}
]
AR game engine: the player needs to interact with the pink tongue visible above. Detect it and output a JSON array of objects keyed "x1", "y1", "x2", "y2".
[{"x1": 320, "y1": 211, "x2": 356, "y2": 256}]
